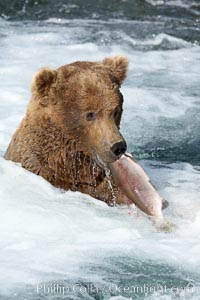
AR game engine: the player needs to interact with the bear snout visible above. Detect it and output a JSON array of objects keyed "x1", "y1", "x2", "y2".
[{"x1": 110, "y1": 140, "x2": 127, "y2": 159}]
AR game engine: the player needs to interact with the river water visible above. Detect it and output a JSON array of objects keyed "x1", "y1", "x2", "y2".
[{"x1": 0, "y1": 1, "x2": 200, "y2": 299}]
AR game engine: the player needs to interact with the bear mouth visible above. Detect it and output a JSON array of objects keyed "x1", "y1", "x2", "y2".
[
  {"x1": 95, "y1": 154, "x2": 108, "y2": 169},
  {"x1": 95, "y1": 153, "x2": 120, "y2": 170}
]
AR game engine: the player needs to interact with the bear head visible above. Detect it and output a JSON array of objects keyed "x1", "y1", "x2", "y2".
[{"x1": 30, "y1": 56, "x2": 128, "y2": 166}]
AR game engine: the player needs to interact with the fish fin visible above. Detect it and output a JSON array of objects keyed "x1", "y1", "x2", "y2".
[
  {"x1": 124, "y1": 153, "x2": 138, "y2": 162},
  {"x1": 162, "y1": 199, "x2": 169, "y2": 210}
]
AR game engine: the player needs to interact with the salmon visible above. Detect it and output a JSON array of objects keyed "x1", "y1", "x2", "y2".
[{"x1": 109, "y1": 154, "x2": 174, "y2": 231}]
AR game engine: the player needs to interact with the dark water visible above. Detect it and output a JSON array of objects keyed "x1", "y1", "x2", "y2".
[
  {"x1": 1, "y1": 257, "x2": 198, "y2": 299},
  {"x1": 0, "y1": 0, "x2": 200, "y2": 43},
  {"x1": 0, "y1": 0, "x2": 200, "y2": 21},
  {"x1": 131, "y1": 107, "x2": 200, "y2": 165}
]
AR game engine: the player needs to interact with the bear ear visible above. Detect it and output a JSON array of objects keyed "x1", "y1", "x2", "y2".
[
  {"x1": 102, "y1": 55, "x2": 128, "y2": 86},
  {"x1": 31, "y1": 67, "x2": 57, "y2": 106}
]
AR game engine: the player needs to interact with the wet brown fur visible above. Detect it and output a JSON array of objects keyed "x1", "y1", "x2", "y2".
[{"x1": 4, "y1": 56, "x2": 128, "y2": 204}]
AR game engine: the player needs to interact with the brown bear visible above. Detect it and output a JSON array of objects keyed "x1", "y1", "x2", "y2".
[{"x1": 4, "y1": 56, "x2": 128, "y2": 205}]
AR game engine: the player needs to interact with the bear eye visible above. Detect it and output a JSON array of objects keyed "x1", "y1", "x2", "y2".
[{"x1": 86, "y1": 112, "x2": 96, "y2": 121}]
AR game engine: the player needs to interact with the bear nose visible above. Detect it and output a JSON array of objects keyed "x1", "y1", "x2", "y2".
[{"x1": 111, "y1": 141, "x2": 127, "y2": 158}]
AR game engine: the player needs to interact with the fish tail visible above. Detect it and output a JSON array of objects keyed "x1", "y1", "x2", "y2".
[{"x1": 153, "y1": 218, "x2": 177, "y2": 233}]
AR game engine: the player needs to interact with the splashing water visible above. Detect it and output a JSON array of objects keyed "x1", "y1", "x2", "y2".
[
  {"x1": 105, "y1": 168, "x2": 117, "y2": 206},
  {"x1": 91, "y1": 161, "x2": 97, "y2": 196}
]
